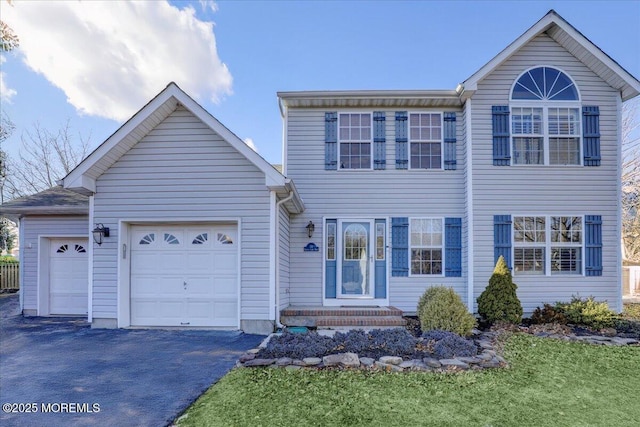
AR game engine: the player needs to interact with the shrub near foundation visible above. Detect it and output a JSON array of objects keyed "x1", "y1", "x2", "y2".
[
  {"x1": 477, "y1": 256, "x2": 523, "y2": 325},
  {"x1": 417, "y1": 286, "x2": 476, "y2": 337}
]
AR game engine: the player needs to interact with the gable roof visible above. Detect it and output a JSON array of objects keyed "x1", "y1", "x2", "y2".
[
  {"x1": 0, "y1": 186, "x2": 89, "y2": 216},
  {"x1": 63, "y1": 82, "x2": 303, "y2": 213},
  {"x1": 458, "y1": 10, "x2": 640, "y2": 101}
]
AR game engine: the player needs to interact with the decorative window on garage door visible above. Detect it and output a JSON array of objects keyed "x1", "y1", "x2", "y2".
[
  {"x1": 139, "y1": 234, "x2": 155, "y2": 245},
  {"x1": 164, "y1": 233, "x2": 180, "y2": 245},
  {"x1": 192, "y1": 233, "x2": 208, "y2": 244},
  {"x1": 217, "y1": 233, "x2": 233, "y2": 245}
]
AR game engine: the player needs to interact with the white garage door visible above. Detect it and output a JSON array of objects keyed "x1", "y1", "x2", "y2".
[
  {"x1": 49, "y1": 238, "x2": 89, "y2": 315},
  {"x1": 130, "y1": 225, "x2": 238, "y2": 327}
]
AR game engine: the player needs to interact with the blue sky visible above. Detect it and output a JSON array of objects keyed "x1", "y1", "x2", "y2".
[{"x1": 1, "y1": 0, "x2": 639, "y2": 167}]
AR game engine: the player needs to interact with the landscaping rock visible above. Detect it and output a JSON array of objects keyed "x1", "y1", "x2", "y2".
[
  {"x1": 600, "y1": 328, "x2": 617, "y2": 337},
  {"x1": 360, "y1": 357, "x2": 375, "y2": 367},
  {"x1": 611, "y1": 337, "x2": 639, "y2": 345},
  {"x1": 458, "y1": 356, "x2": 482, "y2": 365},
  {"x1": 239, "y1": 353, "x2": 256, "y2": 363},
  {"x1": 323, "y1": 352, "x2": 360, "y2": 368},
  {"x1": 423, "y1": 357, "x2": 442, "y2": 368},
  {"x1": 243, "y1": 358, "x2": 276, "y2": 367},
  {"x1": 399, "y1": 360, "x2": 418, "y2": 369},
  {"x1": 379, "y1": 356, "x2": 403, "y2": 365},
  {"x1": 247, "y1": 348, "x2": 260, "y2": 354},
  {"x1": 302, "y1": 357, "x2": 322, "y2": 366},
  {"x1": 375, "y1": 361, "x2": 403, "y2": 372},
  {"x1": 285, "y1": 365, "x2": 303, "y2": 371},
  {"x1": 276, "y1": 357, "x2": 293, "y2": 366},
  {"x1": 440, "y1": 358, "x2": 470, "y2": 370}
]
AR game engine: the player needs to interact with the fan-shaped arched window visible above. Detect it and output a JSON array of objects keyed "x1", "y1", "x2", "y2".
[
  {"x1": 509, "y1": 67, "x2": 581, "y2": 165},
  {"x1": 511, "y1": 67, "x2": 579, "y2": 101}
]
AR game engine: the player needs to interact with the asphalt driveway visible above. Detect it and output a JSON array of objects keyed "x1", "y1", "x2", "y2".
[{"x1": 0, "y1": 293, "x2": 265, "y2": 427}]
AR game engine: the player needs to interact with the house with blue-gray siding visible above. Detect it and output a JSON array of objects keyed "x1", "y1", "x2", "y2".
[{"x1": 1, "y1": 10, "x2": 638, "y2": 334}]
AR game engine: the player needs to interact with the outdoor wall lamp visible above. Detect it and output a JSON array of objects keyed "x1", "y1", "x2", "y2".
[
  {"x1": 306, "y1": 221, "x2": 315, "y2": 238},
  {"x1": 92, "y1": 223, "x2": 110, "y2": 245}
]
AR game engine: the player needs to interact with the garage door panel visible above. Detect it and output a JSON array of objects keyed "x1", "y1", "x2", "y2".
[
  {"x1": 130, "y1": 224, "x2": 239, "y2": 328},
  {"x1": 49, "y1": 238, "x2": 88, "y2": 316}
]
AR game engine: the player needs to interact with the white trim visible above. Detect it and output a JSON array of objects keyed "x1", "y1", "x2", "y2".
[
  {"x1": 88, "y1": 195, "x2": 94, "y2": 322},
  {"x1": 509, "y1": 66, "x2": 581, "y2": 102},
  {"x1": 18, "y1": 217, "x2": 24, "y2": 312},
  {"x1": 63, "y1": 83, "x2": 289, "y2": 193},
  {"x1": 408, "y1": 217, "x2": 445, "y2": 278},
  {"x1": 116, "y1": 217, "x2": 242, "y2": 329},
  {"x1": 616, "y1": 94, "x2": 623, "y2": 312},
  {"x1": 464, "y1": 99, "x2": 474, "y2": 312},
  {"x1": 37, "y1": 235, "x2": 89, "y2": 317},
  {"x1": 337, "y1": 112, "x2": 374, "y2": 171},
  {"x1": 510, "y1": 215, "x2": 586, "y2": 276},
  {"x1": 460, "y1": 11, "x2": 640, "y2": 101},
  {"x1": 281, "y1": 103, "x2": 288, "y2": 176},
  {"x1": 407, "y1": 112, "x2": 445, "y2": 170},
  {"x1": 269, "y1": 191, "x2": 277, "y2": 323},
  {"x1": 336, "y1": 219, "x2": 375, "y2": 299},
  {"x1": 322, "y1": 216, "x2": 390, "y2": 307}
]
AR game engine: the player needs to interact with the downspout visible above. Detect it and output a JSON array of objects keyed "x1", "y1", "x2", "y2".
[{"x1": 274, "y1": 190, "x2": 294, "y2": 330}]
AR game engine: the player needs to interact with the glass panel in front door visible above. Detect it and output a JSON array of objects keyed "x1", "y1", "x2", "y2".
[{"x1": 341, "y1": 222, "x2": 371, "y2": 296}]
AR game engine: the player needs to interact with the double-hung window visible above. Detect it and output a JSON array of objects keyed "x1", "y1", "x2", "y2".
[
  {"x1": 510, "y1": 67, "x2": 581, "y2": 166},
  {"x1": 339, "y1": 113, "x2": 372, "y2": 169},
  {"x1": 513, "y1": 215, "x2": 583, "y2": 275},
  {"x1": 410, "y1": 218, "x2": 443, "y2": 275},
  {"x1": 409, "y1": 113, "x2": 442, "y2": 169}
]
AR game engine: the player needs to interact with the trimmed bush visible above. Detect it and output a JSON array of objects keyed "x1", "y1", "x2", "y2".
[
  {"x1": 559, "y1": 296, "x2": 615, "y2": 330},
  {"x1": 530, "y1": 303, "x2": 567, "y2": 325},
  {"x1": 477, "y1": 256, "x2": 523, "y2": 325},
  {"x1": 417, "y1": 286, "x2": 476, "y2": 337}
]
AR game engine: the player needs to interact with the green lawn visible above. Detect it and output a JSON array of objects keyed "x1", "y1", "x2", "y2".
[{"x1": 177, "y1": 334, "x2": 640, "y2": 427}]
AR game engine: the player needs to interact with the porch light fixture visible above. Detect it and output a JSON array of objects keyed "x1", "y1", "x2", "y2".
[
  {"x1": 306, "y1": 221, "x2": 315, "y2": 238},
  {"x1": 92, "y1": 223, "x2": 110, "y2": 245}
]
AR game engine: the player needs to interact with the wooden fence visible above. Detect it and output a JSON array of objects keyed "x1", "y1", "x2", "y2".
[{"x1": 0, "y1": 263, "x2": 19, "y2": 290}]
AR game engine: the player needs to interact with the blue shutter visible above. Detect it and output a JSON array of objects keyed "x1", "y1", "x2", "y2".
[
  {"x1": 494, "y1": 215, "x2": 512, "y2": 269},
  {"x1": 585, "y1": 215, "x2": 603, "y2": 276},
  {"x1": 583, "y1": 106, "x2": 601, "y2": 166},
  {"x1": 391, "y1": 217, "x2": 409, "y2": 277},
  {"x1": 492, "y1": 106, "x2": 510, "y2": 166},
  {"x1": 395, "y1": 112, "x2": 408, "y2": 169},
  {"x1": 325, "y1": 219, "x2": 337, "y2": 298},
  {"x1": 373, "y1": 112, "x2": 386, "y2": 170},
  {"x1": 325, "y1": 112, "x2": 338, "y2": 170},
  {"x1": 374, "y1": 219, "x2": 387, "y2": 298},
  {"x1": 443, "y1": 112, "x2": 457, "y2": 170},
  {"x1": 444, "y1": 218, "x2": 462, "y2": 277}
]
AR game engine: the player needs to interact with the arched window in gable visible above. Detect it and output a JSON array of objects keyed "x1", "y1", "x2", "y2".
[{"x1": 509, "y1": 67, "x2": 581, "y2": 165}]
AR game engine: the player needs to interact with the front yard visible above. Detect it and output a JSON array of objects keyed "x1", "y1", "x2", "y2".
[{"x1": 177, "y1": 333, "x2": 640, "y2": 427}]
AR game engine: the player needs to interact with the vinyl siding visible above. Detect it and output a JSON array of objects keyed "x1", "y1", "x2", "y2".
[
  {"x1": 470, "y1": 33, "x2": 620, "y2": 313},
  {"x1": 92, "y1": 106, "x2": 271, "y2": 320},
  {"x1": 286, "y1": 109, "x2": 467, "y2": 311},
  {"x1": 278, "y1": 206, "x2": 290, "y2": 310},
  {"x1": 20, "y1": 215, "x2": 89, "y2": 311}
]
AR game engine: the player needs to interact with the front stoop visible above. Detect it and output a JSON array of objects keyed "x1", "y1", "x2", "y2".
[{"x1": 280, "y1": 306, "x2": 406, "y2": 329}]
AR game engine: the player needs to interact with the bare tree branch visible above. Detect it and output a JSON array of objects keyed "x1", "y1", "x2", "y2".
[
  {"x1": 622, "y1": 98, "x2": 640, "y2": 262},
  {"x1": 2, "y1": 121, "x2": 90, "y2": 200}
]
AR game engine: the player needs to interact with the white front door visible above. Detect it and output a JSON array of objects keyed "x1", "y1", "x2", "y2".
[
  {"x1": 130, "y1": 224, "x2": 238, "y2": 327},
  {"x1": 337, "y1": 220, "x2": 374, "y2": 298},
  {"x1": 49, "y1": 238, "x2": 89, "y2": 315}
]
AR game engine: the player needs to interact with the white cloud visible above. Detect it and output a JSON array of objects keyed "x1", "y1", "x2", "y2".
[
  {"x1": 3, "y1": 1, "x2": 232, "y2": 121},
  {"x1": 0, "y1": 56, "x2": 17, "y2": 103},
  {"x1": 199, "y1": 1, "x2": 219, "y2": 13},
  {"x1": 243, "y1": 137, "x2": 258, "y2": 152}
]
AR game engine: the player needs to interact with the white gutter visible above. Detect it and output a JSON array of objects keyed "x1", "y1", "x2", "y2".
[{"x1": 274, "y1": 190, "x2": 295, "y2": 329}]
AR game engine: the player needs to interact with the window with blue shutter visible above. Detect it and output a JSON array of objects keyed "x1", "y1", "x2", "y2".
[
  {"x1": 494, "y1": 215, "x2": 512, "y2": 268},
  {"x1": 443, "y1": 113, "x2": 457, "y2": 170},
  {"x1": 444, "y1": 217, "x2": 462, "y2": 277},
  {"x1": 373, "y1": 112, "x2": 386, "y2": 170},
  {"x1": 325, "y1": 112, "x2": 338, "y2": 170},
  {"x1": 585, "y1": 215, "x2": 603, "y2": 276},
  {"x1": 583, "y1": 107, "x2": 601, "y2": 166},
  {"x1": 492, "y1": 106, "x2": 511, "y2": 166},
  {"x1": 395, "y1": 112, "x2": 408, "y2": 169},
  {"x1": 391, "y1": 217, "x2": 409, "y2": 276}
]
